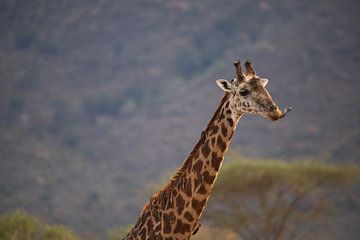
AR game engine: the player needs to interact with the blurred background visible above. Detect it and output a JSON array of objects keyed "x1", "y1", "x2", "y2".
[{"x1": 0, "y1": 0, "x2": 359, "y2": 239}]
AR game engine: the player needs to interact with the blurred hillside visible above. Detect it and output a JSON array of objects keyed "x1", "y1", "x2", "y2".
[{"x1": 0, "y1": 0, "x2": 359, "y2": 238}]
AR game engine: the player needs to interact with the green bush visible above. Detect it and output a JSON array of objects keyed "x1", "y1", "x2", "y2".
[
  {"x1": 0, "y1": 210, "x2": 80, "y2": 240},
  {"x1": 107, "y1": 224, "x2": 133, "y2": 240}
]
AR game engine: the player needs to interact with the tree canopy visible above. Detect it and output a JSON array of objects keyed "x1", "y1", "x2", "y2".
[{"x1": 204, "y1": 159, "x2": 360, "y2": 240}]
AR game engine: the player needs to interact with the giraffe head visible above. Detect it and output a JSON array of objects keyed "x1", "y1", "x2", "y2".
[{"x1": 216, "y1": 60, "x2": 291, "y2": 121}]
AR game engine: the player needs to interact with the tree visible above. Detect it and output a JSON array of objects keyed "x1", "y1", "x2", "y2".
[{"x1": 205, "y1": 158, "x2": 360, "y2": 240}]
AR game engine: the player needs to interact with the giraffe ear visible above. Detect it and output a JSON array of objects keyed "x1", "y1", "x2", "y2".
[
  {"x1": 260, "y1": 78, "x2": 269, "y2": 87},
  {"x1": 216, "y1": 79, "x2": 233, "y2": 92}
]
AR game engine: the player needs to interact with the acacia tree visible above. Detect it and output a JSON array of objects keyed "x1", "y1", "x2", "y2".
[{"x1": 205, "y1": 159, "x2": 359, "y2": 240}]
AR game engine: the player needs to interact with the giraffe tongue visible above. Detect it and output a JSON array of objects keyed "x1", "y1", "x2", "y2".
[{"x1": 279, "y1": 107, "x2": 293, "y2": 119}]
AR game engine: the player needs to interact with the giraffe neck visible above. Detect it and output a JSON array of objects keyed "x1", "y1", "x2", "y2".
[
  {"x1": 124, "y1": 93, "x2": 242, "y2": 240},
  {"x1": 173, "y1": 93, "x2": 241, "y2": 229}
]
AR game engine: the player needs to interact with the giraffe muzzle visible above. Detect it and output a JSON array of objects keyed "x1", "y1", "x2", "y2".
[
  {"x1": 267, "y1": 106, "x2": 292, "y2": 121},
  {"x1": 279, "y1": 107, "x2": 292, "y2": 119}
]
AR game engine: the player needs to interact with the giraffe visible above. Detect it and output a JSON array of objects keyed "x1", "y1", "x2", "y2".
[{"x1": 123, "y1": 60, "x2": 292, "y2": 240}]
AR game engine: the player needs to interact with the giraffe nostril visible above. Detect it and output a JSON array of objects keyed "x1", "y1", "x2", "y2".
[{"x1": 269, "y1": 105, "x2": 276, "y2": 111}]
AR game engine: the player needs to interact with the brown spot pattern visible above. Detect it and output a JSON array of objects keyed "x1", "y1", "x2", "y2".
[
  {"x1": 162, "y1": 213, "x2": 173, "y2": 234},
  {"x1": 139, "y1": 227, "x2": 146, "y2": 240},
  {"x1": 197, "y1": 184, "x2": 207, "y2": 194},
  {"x1": 166, "y1": 195, "x2": 174, "y2": 209},
  {"x1": 173, "y1": 219, "x2": 191, "y2": 234},
  {"x1": 211, "y1": 152, "x2": 222, "y2": 171},
  {"x1": 192, "y1": 198, "x2": 207, "y2": 215},
  {"x1": 201, "y1": 140, "x2": 211, "y2": 158},
  {"x1": 221, "y1": 123, "x2": 228, "y2": 137},
  {"x1": 184, "y1": 178, "x2": 192, "y2": 197},
  {"x1": 217, "y1": 135, "x2": 226, "y2": 152},
  {"x1": 210, "y1": 125, "x2": 218, "y2": 135},
  {"x1": 147, "y1": 218, "x2": 154, "y2": 232},
  {"x1": 211, "y1": 137, "x2": 216, "y2": 146},
  {"x1": 219, "y1": 113, "x2": 225, "y2": 120},
  {"x1": 176, "y1": 194, "x2": 185, "y2": 215},
  {"x1": 227, "y1": 118, "x2": 234, "y2": 127},
  {"x1": 192, "y1": 160, "x2": 203, "y2": 173},
  {"x1": 192, "y1": 223, "x2": 201, "y2": 235},
  {"x1": 154, "y1": 223, "x2": 161, "y2": 232},
  {"x1": 184, "y1": 211, "x2": 194, "y2": 222},
  {"x1": 194, "y1": 175, "x2": 200, "y2": 189},
  {"x1": 229, "y1": 131, "x2": 234, "y2": 140},
  {"x1": 148, "y1": 229, "x2": 155, "y2": 239},
  {"x1": 203, "y1": 171, "x2": 216, "y2": 184}
]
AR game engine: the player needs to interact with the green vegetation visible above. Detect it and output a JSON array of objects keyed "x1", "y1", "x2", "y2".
[
  {"x1": 191, "y1": 226, "x2": 239, "y2": 240},
  {"x1": 0, "y1": 210, "x2": 79, "y2": 240},
  {"x1": 1, "y1": 158, "x2": 358, "y2": 240},
  {"x1": 205, "y1": 158, "x2": 360, "y2": 240},
  {"x1": 0, "y1": 210, "x2": 133, "y2": 240},
  {"x1": 107, "y1": 224, "x2": 132, "y2": 240}
]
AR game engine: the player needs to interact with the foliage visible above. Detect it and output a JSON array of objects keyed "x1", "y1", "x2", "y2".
[
  {"x1": 107, "y1": 224, "x2": 133, "y2": 240},
  {"x1": 0, "y1": 210, "x2": 80, "y2": 240},
  {"x1": 191, "y1": 225, "x2": 239, "y2": 240},
  {"x1": 206, "y1": 159, "x2": 360, "y2": 240}
]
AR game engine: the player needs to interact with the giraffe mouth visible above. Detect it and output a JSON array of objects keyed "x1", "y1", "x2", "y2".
[{"x1": 267, "y1": 107, "x2": 292, "y2": 121}]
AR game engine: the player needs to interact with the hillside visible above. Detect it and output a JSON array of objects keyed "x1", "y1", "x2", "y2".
[{"x1": 0, "y1": 0, "x2": 359, "y2": 238}]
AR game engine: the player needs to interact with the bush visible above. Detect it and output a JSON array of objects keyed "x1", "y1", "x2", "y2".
[
  {"x1": 0, "y1": 210, "x2": 80, "y2": 240},
  {"x1": 107, "y1": 224, "x2": 133, "y2": 240}
]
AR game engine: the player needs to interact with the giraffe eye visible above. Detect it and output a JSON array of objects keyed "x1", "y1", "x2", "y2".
[{"x1": 239, "y1": 89, "x2": 250, "y2": 96}]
